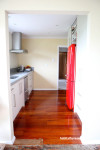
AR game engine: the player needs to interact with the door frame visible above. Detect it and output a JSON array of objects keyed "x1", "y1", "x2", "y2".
[
  {"x1": 57, "y1": 45, "x2": 68, "y2": 90},
  {"x1": 2, "y1": 10, "x2": 89, "y2": 144}
]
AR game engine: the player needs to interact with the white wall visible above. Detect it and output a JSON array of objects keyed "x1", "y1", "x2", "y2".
[
  {"x1": 9, "y1": 32, "x2": 18, "y2": 68},
  {"x1": 75, "y1": 14, "x2": 100, "y2": 143},
  {"x1": 75, "y1": 15, "x2": 88, "y2": 117},
  {"x1": 0, "y1": 0, "x2": 100, "y2": 144},
  {"x1": 80, "y1": 12, "x2": 100, "y2": 143},
  {"x1": 18, "y1": 38, "x2": 67, "y2": 90},
  {"x1": 74, "y1": 15, "x2": 88, "y2": 141},
  {"x1": 0, "y1": 11, "x2": 14, "y2": 144}
]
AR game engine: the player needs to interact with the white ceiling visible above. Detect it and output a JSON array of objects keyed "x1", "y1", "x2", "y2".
[{"x1": 8, "y1": 14, "x2": 76, "y2": 39}]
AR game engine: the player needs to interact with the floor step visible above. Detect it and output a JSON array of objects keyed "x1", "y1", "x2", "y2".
[{"x1": 14, "y1": 138, "x2": 43, "y2": 145}]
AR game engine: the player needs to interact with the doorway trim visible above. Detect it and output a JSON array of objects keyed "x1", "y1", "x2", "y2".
[
  {"x1": 57, "y1": 45, "x2": 68, "y2": 90},
  {"x1": 3, "y1": 10, "x2": 89, "y2": 144}
]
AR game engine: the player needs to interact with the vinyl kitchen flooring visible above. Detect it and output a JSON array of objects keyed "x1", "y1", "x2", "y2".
[{"x1": 14, "y1": 90, "x2": 82, "y2": 144}]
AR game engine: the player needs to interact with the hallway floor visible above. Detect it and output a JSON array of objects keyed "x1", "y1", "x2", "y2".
[{"x1": 14, "y1": 90, "x2": 82, "y2": 144}]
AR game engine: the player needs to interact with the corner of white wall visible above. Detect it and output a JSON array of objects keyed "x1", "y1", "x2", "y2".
[{"x1": 0, "y1": 136, "x2": 16, "y2": 145}]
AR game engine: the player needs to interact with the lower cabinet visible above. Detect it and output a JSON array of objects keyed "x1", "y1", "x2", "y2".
[
  {"x1": 11, "y1": 83, "x2": 18, "y2": 120},
  {"x1": 18, "y1": 79, "x2": 24, "y2": 108},
  {"x1": 11, "y1": 78, "x2": 24, "y2": 121},
  {"x1": 11, "y1": 72, "x2": 33, "y2": 121},
  {"x1": 28, "y1": 72, "x2": 33, "y2": 95}
]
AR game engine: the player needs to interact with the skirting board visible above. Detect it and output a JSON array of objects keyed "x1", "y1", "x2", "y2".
[
  {"x1": 33, "y1": 89, "x2": 57, "y2": 90},
  {"x1": 0, "y1": 136, "x2": 15, "y2": 144}
]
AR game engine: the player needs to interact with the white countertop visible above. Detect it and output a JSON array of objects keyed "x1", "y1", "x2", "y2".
[{"x1": 10, "y1": 71, "x2": 33, "y2": 85}]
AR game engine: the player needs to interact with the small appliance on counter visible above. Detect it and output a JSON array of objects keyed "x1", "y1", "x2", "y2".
[
  {"x1": 17, "y1": 65, "x2": 25, "y2": 72},
  {"x1": 25, "y1": 65, "x2": 32, "y2": 72}
]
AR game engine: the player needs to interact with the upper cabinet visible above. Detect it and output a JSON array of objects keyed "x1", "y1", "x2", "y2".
[
  {"x1": 71, "y1": 18, "x2": 77, "y2": 44},
  {"x1": 67, "y1": 18, "x2": 77, "y2": 47}
]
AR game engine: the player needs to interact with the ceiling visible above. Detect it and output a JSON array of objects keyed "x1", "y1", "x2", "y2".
[{"x1": 8, "y1": 14, "x2": 76, "y2": 39}]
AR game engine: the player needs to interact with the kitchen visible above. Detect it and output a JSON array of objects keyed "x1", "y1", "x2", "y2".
[
  {"x1": 8, "y1": 14, "x2": 87, "y2": 144},
  {"x1": 0, "y1": 0, "x2": 100, "y2": 146},
  {"x1": 9, "y1": 32, "x2": 34, "y2": 121},
  {"x1": 9, "y1": 14, "x2": 76, "y2": 121}
]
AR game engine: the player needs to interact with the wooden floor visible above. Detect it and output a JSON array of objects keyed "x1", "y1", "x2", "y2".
[{"x1": 14, "y1": 90, "x2": 82, "y2": 144}]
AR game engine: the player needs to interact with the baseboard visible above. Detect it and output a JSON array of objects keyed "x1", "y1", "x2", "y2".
[
  {"x1": 0, "y1": 136, "x2": 16, "y2": 144},
  {"x1": 81, "y1": 136, "x2": 100, "y2": 144},
  {"x1": 59, "y1": 79, "x2": 66, "y2": 81},
  {"x1": 11, "y1": 136, "x2": 16, "y2": 144},
  {"x1": 33, "y1": 89, "x2": 57, "y2": 90},
  {"x1": 74, "y1": 104, "x2": 82, "y2": 120}
]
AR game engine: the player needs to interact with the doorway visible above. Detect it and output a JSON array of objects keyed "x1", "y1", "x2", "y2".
[
  {"x1": 5, "y1": 11, "x2": 88, "y2": 145},
  {"x1": 58, "y1": 46, "x2": 67, "y2": 90}
]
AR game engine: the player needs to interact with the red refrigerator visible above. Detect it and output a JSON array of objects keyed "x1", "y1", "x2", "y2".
[{"x1": 66, "y1": 44, "x2": 76, "y2": 110}]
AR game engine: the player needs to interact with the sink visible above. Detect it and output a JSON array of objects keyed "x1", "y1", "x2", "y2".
[{"x1": 10, "y1": 76, "x2": 18, "y2": 79}]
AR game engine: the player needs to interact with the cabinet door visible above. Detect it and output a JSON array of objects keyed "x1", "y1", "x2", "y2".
[
  {"x1": 11, "y1": 79, "x2": 24, "y2": 121},
  {"x1": 28, "y1": 72, "x2": 33, "y2": 95},
  {"x1": 30, "y1": 74, "x2": 33, "y2": 92},
  {"x1": 18, "y1": 79, "x2": 25, "y2": 108},
  {"x1": 11, "y1": 85, "x2": 18, "y2": 120}
]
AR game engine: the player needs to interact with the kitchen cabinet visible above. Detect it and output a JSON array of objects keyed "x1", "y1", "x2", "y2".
[
  {"x1": 67, "y1": 18, "x2": 77, "y2": 46},
  {"x1": 18, "y1": 79, "x2": 24, "y2": 108},
  {"x1": 67, "y1": 27, "x2": 72, "y2": 47},
  {"x1": 71, "y1": 18, "x2": 77, "y2": 44},
  {"x1": 11, "y1": 78, "x2": 24, "y2": 121},
  {"x1": 11, "y1": 82, "x2": 19, "y2": 120},
  {"x1": 28, "y1": 72, "x2": 33, "y2": 95}
]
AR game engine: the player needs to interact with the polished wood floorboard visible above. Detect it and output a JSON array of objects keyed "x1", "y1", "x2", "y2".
[{"x1": 14, "y1": 90, "x2": 82, "y2": 144}]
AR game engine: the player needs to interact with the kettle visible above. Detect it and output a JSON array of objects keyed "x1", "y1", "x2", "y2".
[{"x1": 17, "y1": 65, "x2": 25, "y2": 72}]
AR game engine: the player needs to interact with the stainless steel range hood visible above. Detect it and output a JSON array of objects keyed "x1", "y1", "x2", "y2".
[{"x1": 10, "y1": 32, "x2": 28, "y2": 54}]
